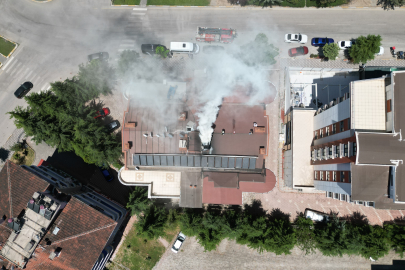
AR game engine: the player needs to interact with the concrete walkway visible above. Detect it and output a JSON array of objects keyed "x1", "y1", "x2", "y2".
[{"x1": 140, "y1": 0, "x2": 147, "y2": 7}]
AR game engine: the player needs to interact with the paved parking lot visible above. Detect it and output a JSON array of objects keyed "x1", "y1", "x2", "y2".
[{"x1": 154, "y1": 237, "x2": 401, "y2": 270}]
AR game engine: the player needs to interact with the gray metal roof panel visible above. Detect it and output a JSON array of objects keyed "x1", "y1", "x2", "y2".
[
  {"x1": 133, "y1": 155, "x2": 140, "y2": 166},
  {"x1": 235, "y1": 158, "x2": 242, "y2": 168},
  {"x1": 215, "y1": 157, "x2": 221, "y2": 168},
  {"x1": 147, "y1": 155, "x2": 153, "y2": 166},
  {"x1": 167, "y1": 155, "x2": 174, "y2": 166},
  {"x1": 174, "y1": 156, "x2": 181, "y2": 166},
  {"x1": 242, "y1": 158, "x2": 250, "y2": 169},
  {"x1": 202, "y1": 156, "x2": 208, "y2": 167},
  {"x1": 249, "y1": 158, "x2": 256, "y2": 170},
  {"x1": 154, "y1": 155, "x2": 161, "y2": 166},
  {"x1": 160, "y1": 155, "x2": 167, "y2": 166},
  {"x1": 208, "y1": 157, "x2": 215, "y2": 167},
  {"x1": 181, "y1": 155, "x2": 188, "y2": 166},
  {"x1": 140, "y1": 155, "x2": 147, "y2": 166},
  {"x1": 228, "y1": 157, "x2": 235, "y2": 168},
  {"x1": 188, "y1": 156, "x2": 194, "y2": 167},
  {"x1": 221, "y1": 157, "x2": 228, "y2": 168}
]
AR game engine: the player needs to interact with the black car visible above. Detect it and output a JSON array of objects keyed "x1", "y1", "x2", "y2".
[
  {"x1": 202, "y1": 45, "x2": 225, "y2": 54},
  {"x1": 88, "y1": 52, "x2": 109, "y2": 62},
  {"x1": 106, "y1": 120, "x2": 120, "y2": 133},
  {"x1": 141, "y1": 44, "x2": 167, "y2": 55},
  {"x1": 14, "y1": 82, "x2": 33, "y2": 99}
]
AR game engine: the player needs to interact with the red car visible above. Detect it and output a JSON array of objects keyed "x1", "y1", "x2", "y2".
[
  {"x1": 94, "y1": 108, "x2": 110, "y2": 119},
  {"x1": 288, "y1": 46, "x2": 309, "y2": 57}
]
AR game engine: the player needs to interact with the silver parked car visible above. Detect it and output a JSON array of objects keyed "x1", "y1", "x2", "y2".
[{"x1": 171, "y1": 232, "x2": 186, "y2": 253}]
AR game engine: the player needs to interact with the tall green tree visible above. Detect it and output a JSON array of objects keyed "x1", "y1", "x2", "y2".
[
  {"x1": 127, "y1": 186, "x2": 152, "y2": 216},
  {"x1": 236, "y1": 214, "x2": 268, "y2": 253},
  {"x1": 135, "y1": 205, "x2": 167, "y2": 240},
  {"x1": 179, "y1": 208, "x2": 204, "y2": 237},
  {"x1": 349, "y1": 35, "x2": 382, "y2": 64},
  {"x1": 295, "y1": 216, "x2": 316, "y2": 255},
  {"x1": 377, "y1": 0, "x2": 404, "y2": 10},
  {"x1": 264, "y1": 218, "x2": 296, "y2": 255},
  {"x1": 117, "y1": 50, "x2": 141, "y2": 78},
  {"x1": 239, "y1": 33, "x2": 279, "y2": 66},
  {"x1": 76, "y1": 60, "x2": 115, "y2": 98},
  {"x1": 197, "y1": 210, "x2": 227, "y2": 251},
  {"x1": 385, "y1": 224, "x2": 405, "y2": 258},
  {"x1": 323, "y1": 43, "x2": 340, "y2": 60},
  {"x1": 314, "y1": 215, "x2": 349, "y2": 256}
]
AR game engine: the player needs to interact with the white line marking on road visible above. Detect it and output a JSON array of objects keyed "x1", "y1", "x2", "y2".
[
  {"x1": 332, "y1": 24, "x2": 349, "y2": 26},
  {"x1": 41, "y1": 83, "x2": 48, "y2": 90},
  {"x1": 2, "y1": 56, "x2": 14, "y2": 71},
  {"x1": 16, "y1": 67, "x2": 30, "y2": 82},
  {"x1": 133, "y1": 8, "x2": 147, "y2": 10},
  {"x1": 5, "y1": 59, "x2": 18, "y2": 74},
  {"x1": 298, "y1": 24, "x2": 315, "y2": 25},
  {"x1": 118, "y1": 48, "x2": 136, "y2": 52},
  {"x1": 33, "y1": 76, "x2": 41, "y2": 86},
  {"x1": 25, "y1": 70, "x2": 33, "y2": 80},
  {"x1": 132, "y1": 13, "x2": 146, "y2": 16},
  {"x1": 9, "y1": 62, "x2": 22, "y2": 77}
]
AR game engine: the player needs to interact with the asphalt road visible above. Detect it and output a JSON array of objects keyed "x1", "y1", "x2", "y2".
[{"x1": 1, "y1": 0, "x2": 405, "y2": 146}]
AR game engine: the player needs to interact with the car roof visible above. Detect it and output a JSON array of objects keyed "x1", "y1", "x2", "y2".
[{"x1": 173, "y1": 240, "x2": 182, "y2": 249}]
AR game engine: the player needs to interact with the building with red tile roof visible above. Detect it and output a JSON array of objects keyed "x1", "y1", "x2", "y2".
[
  {"x1": 119, "y1": 81, "x2": 276, "y2": 207},
  {"x1": 0, "y1": 161, "x2": 126, "y2": 270}
]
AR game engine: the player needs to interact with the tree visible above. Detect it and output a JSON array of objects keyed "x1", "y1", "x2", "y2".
[
  {"x1": 126, "y1": 186, "x2": 152, "y2": 216},
  {"x1": 315, "y1": 0, "x2": 337, "y2": 7},
  {"x1": 239, "y1": 33, "x2": 279, "y2": 66},
  {"x1": 76, "y1": 60, "x2": 115, "y2": 98},
  {"x1": 155, "y1": 46, "x2": 170, "y2": 58},
  {"x1": 8, "y1": 86, "x2": 122, "y2": 167},
  {"x1": 179, "y1": 208, "x2": 204, "y2": 237},
  {"x1": 254, "y1": 0, "x2": 283, "y2": 7},
  {"x1": 377, "y1": 0, "x2": 404, "y2": 10},
  {"x1": 236, "y1": 213, "x2": 268, "y2": 253},
  {"x1": 135, "y1": 205, "x2": 167, "y2": 240},
  {"x1": 197, "y1": 210, "x2": 227, "y2": 251},
  {"x1": 314, "y1": 215, "x2": 349, "y2": 256},
  {"x1": 117, "y1": 50, "x2": 141, "y2": 78},
  {"x1": 385, "y1": 224, "x2": 405, "y2": 258},
  {"x1": 323, "y1": 43, "x2": 340, "y2": 60},
  {"x1": 295, "y1": 216, "x2": 316, "y2": 255},
  {"x1": 264, "y1": 218, "x2": 296, "y2": 255},
  {"x1": 349, "y1": 35, "x2": 382, "y2": 64}
]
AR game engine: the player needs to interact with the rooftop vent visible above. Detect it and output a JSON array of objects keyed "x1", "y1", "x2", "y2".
[{"x1": 52, "y1": 227, "x2": 60, "y2": 235}]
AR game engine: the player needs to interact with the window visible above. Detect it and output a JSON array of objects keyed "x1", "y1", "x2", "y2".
[
  {"x1": 340, "y1": 121, "x2": 344, "y2": 132},
  {"x1": 326, "y1": 171, "x2": 330, "y2": 181},
  {"x1": 332, "y1": 124, "x2": 336, "y2": 134},
  {"x1": 320, "y1": 129, "x2": 323, "y2": 138},
  {"x1": 333, "y1": 171, "x2": 336, "y2": 182},
  {"x1": 314, "y1": 171, "x2": 317, "y2": 180},
  {"x1": 348, "y1": 118, "x2": 351, "y2": 130},
  {"x1": 353, "y1": 142, "x2": 357, "y2": 155},
  {"x1": 329, "y1": 147, "x2": 332, "y2": 158},
  {"x1": 318, "y1": 148, "x2": 323, "y2": 160},
  {"x1": 336, "y1": 145, "x2": 340, "y2": 158},
  {"x1": 340, "y1": 171, "x2": 345, "y2": 182},
  {"x1": 320, "y1": 171, "x2": 324, "y2": 180},
  {"x1": 326, "y1": 126, "x2": 329, "y2": 136},
  {"x1": 348, "y1": 172, "x2": 351, "y2": 183},
  {"x1": 315, "y1": 131, "x2": 318, "y2": 139},
  {"x1": 344, "y1": 144, "x2": 348, "y2": 157}
]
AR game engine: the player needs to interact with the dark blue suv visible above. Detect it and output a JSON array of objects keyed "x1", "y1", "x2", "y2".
[
  {"x1": 311, "y1": 37, "x2": 334, "y2": 47},
  {"x1": 99, "y1": 166, "x2": 113, "y2": 182}
]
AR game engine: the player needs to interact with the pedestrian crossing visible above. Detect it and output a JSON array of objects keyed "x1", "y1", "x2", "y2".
[
  {"x1": 1, "y1": 56, "x2": 51, "y2": 92},
  {"x1": 115, "y1": 8, "x2": 148, "y2": 60}
]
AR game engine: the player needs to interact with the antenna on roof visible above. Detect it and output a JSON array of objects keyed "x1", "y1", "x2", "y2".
[{"x1": 143, "y1": 133, "x2": 148, "y2": 138}]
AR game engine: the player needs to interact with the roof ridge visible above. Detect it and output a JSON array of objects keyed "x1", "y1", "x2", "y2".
[
  {"x1": 49, "y1": 222, "x2": 117, "y2": 246},
  {"x1": 7, "y1": 161, "x2": 13, "y2": 218}
]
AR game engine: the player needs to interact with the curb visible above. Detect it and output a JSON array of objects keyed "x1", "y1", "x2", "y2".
[
  {"x1": 30, "y1": 0, "x2": 53, "y2": 3},
  {"x1": 0, "y1": 35, "x2": 18, "y2": 58}
]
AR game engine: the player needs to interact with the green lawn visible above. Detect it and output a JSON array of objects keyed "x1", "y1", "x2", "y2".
[
  {"x1": 112, "y1": 0, "x2": 141, "y2": 5},
  {"x1": 279, "y1": 0, "x2": 305, "y2": 7},
  {"x1": 147, "y1": 0, "x2": 210, "y2": 5},
  {"x1": 0, "y1": 36, "x2": 16, "y2": 57},
  {"x1": 306, "y1": 0, "x2": 347, "y2": 7},
  {"x1": 112, "y1": 226, "x2": 166, "y2": 270}
]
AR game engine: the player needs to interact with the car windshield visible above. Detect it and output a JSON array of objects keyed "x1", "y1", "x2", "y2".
[
  {"x1": 341, "y1": 41, "x2": 345, "y2": 46},
  {"x1": 298, "y1": 35, "x2": 302, "y2": 41},
  {"x1": 287, "y1": 34, "x2": 291, "y2": 40},
  {"x1": 297, "y1": 47, "x2": 304, "y2": 53},
  {"x1": 314, "y1": 38, "x2": 319, "y2": 43},
  {"x1": 99, "y1": 110, "x2": 105, "y2": 116},
  {"x1": 111, "y1": 122, "x2": 117, "y2": 128}
]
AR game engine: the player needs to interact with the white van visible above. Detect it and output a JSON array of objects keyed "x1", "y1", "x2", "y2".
[{"x1": 170, "y1": 42, "x2": 199, "y2": 55}]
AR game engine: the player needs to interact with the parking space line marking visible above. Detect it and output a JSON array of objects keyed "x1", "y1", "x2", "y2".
[
  {"x1": 41, "y1": 83, "x2": 48, "y2": 90},
  {"x1": 2, "y1": 56, "x2": 14, "y2": 71},
  {"x1": 133, "y1": 8, "x2": 147, "y2": 11},
  {"x1": 46, "y1": 85, "x2": 51, "y2": 90},
  {"x1": 132, "y1": 13, "x2": 146, "y2": 15}
]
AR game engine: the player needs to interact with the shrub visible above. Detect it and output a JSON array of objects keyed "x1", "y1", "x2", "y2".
[{"x1": 323, "y1": 43, "x2": 340, "y2": 60}]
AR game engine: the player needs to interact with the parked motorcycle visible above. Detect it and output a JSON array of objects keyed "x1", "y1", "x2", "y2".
[{"x1": 391, "y1": 47, "x2": 396, "y2": 58}]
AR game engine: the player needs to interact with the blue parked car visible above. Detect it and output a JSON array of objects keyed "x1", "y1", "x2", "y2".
[
  {"x1": 99, "y1": 166, "x2": 113, "y2": 182},
  {"x1": 311, "y1": 37, "x2": 334, "y2": 47}
]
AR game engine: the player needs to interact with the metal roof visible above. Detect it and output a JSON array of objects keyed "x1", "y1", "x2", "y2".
[{"x1": 133, "y1": 154, "x2": 258, "y2": 170}]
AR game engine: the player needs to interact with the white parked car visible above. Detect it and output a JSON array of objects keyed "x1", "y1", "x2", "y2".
[
  {"x1": 171, "y1": 232, "x2": 186, "y2": 253},
  {"x1": 284, "y1": 33, "x2": 308, "y2": 44},
  {"x1": 376, "y1": 46, "x2": 384, "y2": 56},
  {"x1": 338, "y1": 41, "x2": 352, "y2": 49}
]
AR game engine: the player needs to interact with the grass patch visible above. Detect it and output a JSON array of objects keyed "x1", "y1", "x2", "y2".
[
  {"x1": 11, "y1": 147, "x2": 35, "y2": 166},
  {"x1": 0, "y1": 36, "x2": 16, "y2": 57},
  {"x1": 163, "y1": 223, "x2": 179, "y2": 243},
  {"x1": 147, "y1": 0, "x2": 209, "y2": 6},
  {"x1": 306, "y1": 0, "x2": 348, "y2": 7},
  {"x1": 112, "y1": 0, "x2": 141, "y2": 5},
  {"x1": 113, "y1": 225, "x2": 166, "y2": 270}
]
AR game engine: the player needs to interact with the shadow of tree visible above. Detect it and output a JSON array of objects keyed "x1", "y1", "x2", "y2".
[
  {"x1": 343, "y1": 211, "x2": 369, "y2": 225},
  {"x1": 268, "y1": 208, "x2": 291, "y2": 222},
  {"x1": 0, "y1": 147, "x2": 10, "y2": 162},
  {"x1": 243, "y1": 199, "x2": 268, "y2": 217}
]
